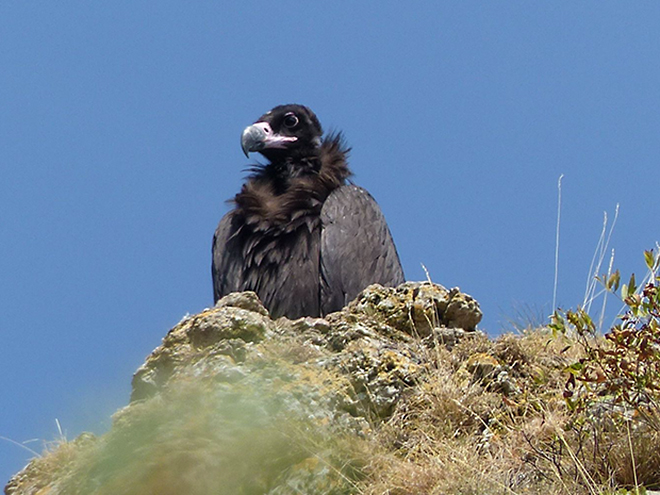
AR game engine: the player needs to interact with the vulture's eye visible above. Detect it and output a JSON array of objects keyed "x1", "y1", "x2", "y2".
[{"x1": 283, "y1": 113, "x2": 299, "y2": 129}]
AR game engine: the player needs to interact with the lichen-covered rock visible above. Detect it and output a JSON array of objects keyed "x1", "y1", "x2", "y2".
[
  {"x1": 456, "y1": 352, "x2": 521, "y2": 396},
  {"x1": 213, "y1": 290, "x2": 270, "y2": 316},
  {"x1": 6, "y1": 283, "x2": 484, "y2": 495},
  {"x1": 331, "y1": 341, "x2": 421, "y2": 417},
  {"x1": 422, "y1": 326, "x2": 481, "y2": 350},
  {"x1": 346, "y1": 282, "x2": 482, "y2": 337},
  {"x1": 131, "y1": 296, "x2": 273, "y2": 402}
]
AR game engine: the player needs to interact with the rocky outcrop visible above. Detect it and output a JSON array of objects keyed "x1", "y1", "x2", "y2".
[{"x1": 5, "y1": 282, "x2": 482, "y2": 495}]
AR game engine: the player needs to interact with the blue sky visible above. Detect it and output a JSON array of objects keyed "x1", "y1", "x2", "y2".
[{"x1": 2, "y1": 1, "x2": 660, "y2": 482}]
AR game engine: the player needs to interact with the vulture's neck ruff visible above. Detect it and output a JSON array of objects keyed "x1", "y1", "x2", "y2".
[{"x1": 234, "y1": 134, "x2": 351, "y2": 229}]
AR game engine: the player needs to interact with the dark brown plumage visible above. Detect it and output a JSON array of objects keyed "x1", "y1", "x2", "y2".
[{"x1": 212, "y1": 104, "x2": 404, "y2": 318}]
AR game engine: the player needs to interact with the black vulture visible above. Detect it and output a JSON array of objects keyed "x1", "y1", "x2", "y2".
[{"x1": 212, "y1": 104, "x2": 404, "y2": 319}]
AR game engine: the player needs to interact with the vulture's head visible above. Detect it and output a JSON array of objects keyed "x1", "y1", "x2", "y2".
[{"x1": 241, "y1": 104, "x2": 323, "y2": 162}]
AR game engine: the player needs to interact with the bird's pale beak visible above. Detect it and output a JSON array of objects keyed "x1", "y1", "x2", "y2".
[{"x1": 241, "y1": 122, "x2": 297, "y2": 157}]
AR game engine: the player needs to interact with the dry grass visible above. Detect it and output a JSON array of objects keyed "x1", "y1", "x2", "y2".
[
  {"x1": 8, "y1": 327, "x2": 660, "y2": 494},
  {"x1": 356, "y1": 328, "x2": 660, "y2": 495}
]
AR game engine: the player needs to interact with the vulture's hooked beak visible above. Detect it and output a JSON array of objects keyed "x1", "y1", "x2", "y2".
[{"x1": 241, "y1": 122, "x2": 298, "y2": 157}]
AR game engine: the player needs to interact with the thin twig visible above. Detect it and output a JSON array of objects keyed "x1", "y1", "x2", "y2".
[
  {"x1": 553, "y1": 174, "x2": 564, "y2": 312},
  {"x1": 0, "y1": 436, "x2": 41, "y2": 457}
]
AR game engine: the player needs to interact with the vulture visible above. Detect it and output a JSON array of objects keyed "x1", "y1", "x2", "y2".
[{"x1": 212, "y1": 104, "x2": 404, "y2": 319}]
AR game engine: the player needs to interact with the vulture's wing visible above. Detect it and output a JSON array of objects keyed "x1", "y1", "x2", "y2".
[
  {"x1": 320, "y1": 184, "x2": 404, "y2": 314},
  {"x1": 211, "y1": 212, "x2": 243, "y2": 303}
]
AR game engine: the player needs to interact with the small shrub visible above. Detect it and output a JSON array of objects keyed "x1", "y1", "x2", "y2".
[
  {"x1": 551, "y1": 250, "x2": 660, "y2": 429},
  {"x1": 550, "y1": 250, "x2": 660, "y2": 488}
]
